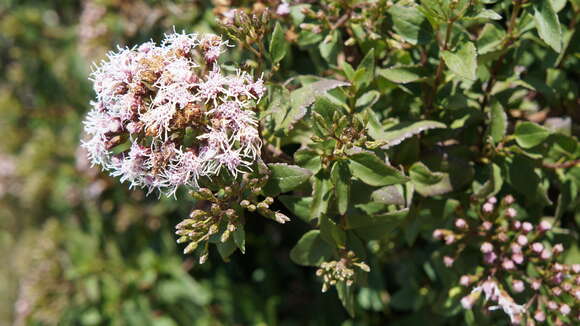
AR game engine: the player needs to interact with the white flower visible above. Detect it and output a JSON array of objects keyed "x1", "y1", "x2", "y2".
[{"x1": 83, "y1": 31, "x2": 264, "y2": 197}]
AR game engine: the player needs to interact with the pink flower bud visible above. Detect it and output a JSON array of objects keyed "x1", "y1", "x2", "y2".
[
  {"x1": 482, "y1": 202, "x2": 494, "y2": 213},
  {"x1": 574, "y1": 289, "x2": 580, "y2": 300},
  {"x1": 538, "y1": 221, "x2": 551, "y2": 232},
  {"x1": 512, "y1": 253, "x2": 524, "y2": 265},
  {"x1": 531, "y1": 279, "x2": 541, "y2": 290},
  {"x1": 532, "y1": 242, "x2": 544, "y2": 253},
  {"x1": 547, "y1": 301, "x2": 558, "y2": 310},
  {"x1": 552, "y1": 272, "x2": 564, "y2": 285},
  {"x1": 460, "y1": 275, "x2": 471, "y2": 286},
  {"x1": 552, "y1": 243, "x2": 564, "y2": 254},
  {"x1": 552, "y1": 287, "x2": 562, "y2": 296},
  {"x1": 483, "y1": 252, "x2": 497, "y2": 264},
  {"x1": 504, "y1": 195, "x2": 515, "y2": 205},
  {"x1": 521, "y1": 222, "x2": 533, "y2": 233},
  {"x1": 488, "y1": 197, "x2": 497, "y2": 204},
  {"x1": 506, "y1": 207, "x2": 517, "y2": 218},
  {"x1": 561, "y1": 283, "x2": 571, "y2": 291},
  {"x1": 455, "y1": 218, "x2": 468, "y2": 230},
  {"x1": 559, "y1": 304, "x2": 571, "y2": 315},
  {"x1": 553, "y1": 263, "x2": 564, "y2": 272},
  {"x1": 511, "y1": 243, "x2": 522, "y2": 253},
  {"x1": 481, "y1": 242, "x2": 494, "y2": 253},
  {"x1": 482, "y1": 221, "x2": 493, "y2": 231},
  {"x1": 534, "y1": 310, "x2": 545, "y2": 322},
  {"x1": 573, "y1": 264, "x2": 580, "y2": 273},
  {"x1": 502, "y1": 259, "x2": 515, "y2": 270},
  {"x1": 498, "y1": 233, "x2": 509, "y2": 242},
  {"x1": 432, "y1": 229, "x2": 444, "y2": 240},
  {"x1": 512, "y1": 279, "x2": 525, "y2": 293},
  {"x1": 512, "y1": 221, "x2": 521, "y2": 230},
  {"x1": 541, "y1": 249, "x2": 552, "y2": 260},
  {"x1": 445, "y1": 234, "x2": 456, "y2": 245},
  {"x1": 517, "y1": 235, "x2": 528, "y2": 246},
  {"x1": 443, "y1": 256, "x2": 454, "y2": 267}
]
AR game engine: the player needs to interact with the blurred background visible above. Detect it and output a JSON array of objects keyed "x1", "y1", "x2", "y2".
[{"x1": 0, "y1": 1, "x2": 359, "y2": 325}]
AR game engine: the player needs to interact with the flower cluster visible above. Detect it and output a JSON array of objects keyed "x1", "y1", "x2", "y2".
[
  {"x1": 433, "y1": 196, "x2": 579, "y2": 324},
  {"x1": 316, "y1": 251, "x2": 370, "y2": 293},
  {"x1": 82, "y1": 31, "x2": 265, "y2": 197}
]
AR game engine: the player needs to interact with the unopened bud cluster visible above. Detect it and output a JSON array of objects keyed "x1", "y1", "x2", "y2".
[
  {"x1": 433, "y1": 196, "x2": 579, "y2": 324},
  {"x1": 83, "y1": 31, "x2": 264, "y2": 197},
  {"x1": 315, "y1": 251, "x2": 370, "y2": 293},
  {"x1": 176, "y1": 171, "x2": 289, "y2": 263}
]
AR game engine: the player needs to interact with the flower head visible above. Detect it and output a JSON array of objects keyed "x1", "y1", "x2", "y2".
[{"x1": 82, "y1": 31, "x2": 264, "y2": 196}]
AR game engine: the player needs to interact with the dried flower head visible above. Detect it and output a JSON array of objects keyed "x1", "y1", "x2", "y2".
[{"x1": 82, "y1": 31, "x2": 264, "y2": 196}]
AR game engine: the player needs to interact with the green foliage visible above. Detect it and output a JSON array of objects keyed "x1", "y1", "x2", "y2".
[{"x1": 2, "y1": 0, "x2": 580, "y2": 325}]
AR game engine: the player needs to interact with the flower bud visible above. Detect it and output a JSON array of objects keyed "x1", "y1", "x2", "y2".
[
  {"x1": 512, "y1": 279, "x2": 525, "y2": 293},
  {"x1": 455, "y1": 218, "x2": 468, "y2": 230},
  {"x1": 484, "y1": 252, "x2": 497, "y2": 264},
  {"x1": 443, "y1": 256, "x2": 454, "y2": 267},
  {"x1": 504, "y1": 195, "x2": 515, "y2": 205},
  {"x1": 538, "y1": 221, "x2": 551, "y2": 232},
  {"x1": 459, "y1": 275, "x2": 471, "y2": 286},
  {"x1": 534, "y1": 310, "x2": 545, "y2": 322},
  {"x1": 532, "y1": 242, "x2": 544, "y2": 253},
  {"x1": 531, "y1": 279, "x2": 541, "y2": 290},
  {"x1": 541, "y1": 249, "x2": 552, "y2": 260},
  {"x1": 488, "y1": 197, "x2": 497, "y2": 204},
  {"x1": 559, "y1": 304, "x2": 570, "y2": 315},
  {"x1": 460, "y1": 291, "x2": 481, "y2": 309},
  {"x1": 552, "y1": 243, "x2": 564, "y2": 254},
  {"x1": 521, "y1": 222, "x2": 533, "y2": 233},
  {"x1": 481, "y1": 242, "x2": 494, "y2": 253},
  {"x1": 517, "y1": 234, "x2": 528, "y2": 246},
  {"x1": 512, "y1": 253, "x2": 524, "y2": 265},
  {"x1": 505, "y1": 207, "x2": 517, "y2": 218},
  {"x1": 482, "y1": 221, "x2": 493, "y2": 231},
  {"x1": 482, "y1": 202, "x2": 494, "y2": 213},
  {"x1": 502, "y1": 259, "x2": 515, "y2": 270},
  {"x1": 547, "y1": 301, "x2": 558, "y2": 310}
]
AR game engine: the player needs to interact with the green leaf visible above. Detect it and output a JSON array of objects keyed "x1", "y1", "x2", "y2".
[
  {"x1": 378, "y1": 66, "x2": 425, "y2": 84},
  {"x1": 371, "y1": 185, "x2": 405, "y2": 206},
  {"x1": 409, "y1": 161, "x2": 473, "y2": 197},
  {"x1": 331, "y1": 161, "x2": 350, "y2": 215},
  {"x1": 263, "y1": 163, "x2": 312, "y2": 196},
  {"x1": 319, "y1": 30, "x2": 340, "y2": 64},
  {"x1": 514, "y1": 122, "x2": 551, "y2": 148},
  {"x1": 371, "y1": 120, "x2": 447, "y2": 149},
  {"x1": 311, "y1": 172, "x2": 333, "y2": 219},
  {"x1": 216, "y1": 238, "x2": 237, "y2": 262},
  {"x1": 320, "y1": 214, "x2": 346, "y2": 247},
  {"x1": 294, "y1": 149, "x2": 322, "y2": 174},
  {"x1": 533, "y1": 0, "x2": 562, "y2": 52},
  {"x1": 289, "y1": 230, "x2": 334, "y2": 266},
  {"x1": 337, "y1": 281, "x2": 355, "y2": 317},
  {"x1": 269, "y1": 22, "x2": 288, "y2": 63},
  {"x1": 474, "y1": 163, "x2": 503, "y2": 198},
  {"x1": 279, "y1": 78, "x2": 350, "y2": 132},
  {"x1": 475, "y1": 9, "x2": 502, "y2": 20},
  {"x1": 347, "y1": 151, "x2": 408, "y2": 186},
  {"x1": 489, "y1": 101, "x2": 507, "y2": 143},
  {"x1": 388, "y1": 4, "x2": 432, "y2": 45},
  {"x1": 441, "y1": 41, "x2": 477, "y2": 81},
  {"x1": 348, "y1": 209, "x2": 409, "y2": 240},
  {"x1": 279, "y1": 196, "x2": 313, "y2": 223},
  {"x1": 355, "y1": 90, "x2": 380, "y2": 108},
  {"x1": 355, "y1": 48, "x2": 375, "y2": 89},
  {"x1": 233, "y1": 228, "x2": 245, "y2": 254},
  {"x1": 477, "y1": 23, "x2": 506, "y2": 55}
]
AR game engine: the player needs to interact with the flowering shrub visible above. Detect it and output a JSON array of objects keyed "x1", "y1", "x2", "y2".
[{"x1": 2, "y1": 0, "x2": 580, "y2": 325}]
